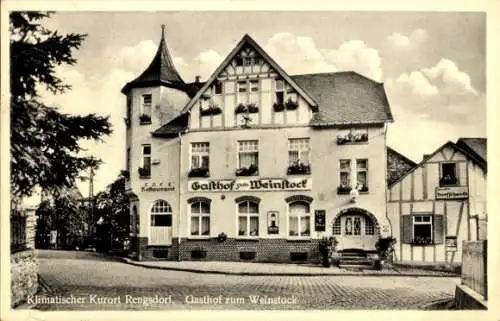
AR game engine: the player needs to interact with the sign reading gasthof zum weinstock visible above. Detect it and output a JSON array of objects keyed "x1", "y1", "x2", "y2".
[{"x1": 188, "y1": 178, "x2": 312, "y2": 192}]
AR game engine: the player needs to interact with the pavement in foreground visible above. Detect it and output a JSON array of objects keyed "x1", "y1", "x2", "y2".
[{"x1": 31, "y1": 250, "x2": 459, "y2": 310}]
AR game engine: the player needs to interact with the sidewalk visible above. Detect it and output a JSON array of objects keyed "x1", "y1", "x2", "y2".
[{"x1": 121, "y1": 258, "x2": 459, "y2": 277}]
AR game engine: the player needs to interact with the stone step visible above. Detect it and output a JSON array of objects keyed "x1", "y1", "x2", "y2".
[{"x1": 338, "y1": 264, "x2": 375, "y2": 269}]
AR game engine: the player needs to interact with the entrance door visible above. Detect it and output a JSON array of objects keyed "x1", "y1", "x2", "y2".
[{"x1": 341, "y1": 215, "x2": 364, "y2": 249}]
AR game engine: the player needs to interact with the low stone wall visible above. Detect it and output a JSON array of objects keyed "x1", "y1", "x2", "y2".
[{"x1": 11, "y1": 249, "x2": 39, "y2": 308}]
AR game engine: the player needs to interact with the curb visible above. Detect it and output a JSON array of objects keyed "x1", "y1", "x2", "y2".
[
  {"x1": 419, "y1": 297, "x2": 455, "y2": 310},
  {"x1": 121, "y1": 258, "x2": 459, "y2": 277}
]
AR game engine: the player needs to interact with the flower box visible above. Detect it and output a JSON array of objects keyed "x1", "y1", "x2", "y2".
[
  {"x1": 200, "y1": 104, "x2": 222, "y2": 116},
  {"x1": 235, "y1": 164, "x2": 258, "y2": 176},
  {"x1": 188, "y1": 167, "x2": 210, "y2": 178},
  {"x1": 285, "y1": 99, "x2": 298, "y2": 110},
  {"x1": 337, "y1": 133, "x2": 368, "y2": 144},
  {"x1": 273, "y1": 102, "x2": 285, "y2": 112},
  {"x1": 235, "y1": 103, "x2": 259, "y2": 114},
  {"x1": 139, "y1": 114, "x2": 152, "y2": 125},
  {"x1": 337, "y1": 185, "x2": 352, "y2": 195},
  {"x1": 287, "y1": 162, "x2": 311, "y2": 175},
  {"x1": 138, "y1": 167, "x2": 150, "y2": 178}
]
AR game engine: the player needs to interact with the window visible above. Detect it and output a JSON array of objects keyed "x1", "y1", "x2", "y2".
[
  {"x1": 191, "y1": 143, "x2": 209, "y2": 169},
  {"x1": 126, "y1": 95, "x2": 132, "y2": 126},
  {"x1": 332, "y1": 217, "x2": 341, "y2": 235},
  {"x1": 141, "y1": 145, "x2": 151, "y2": 177},
  {"x1": 339, "y1": 159, "x2": 351, "y2": 187},
  {"x1": 237, "y1": 80, "x2": 259, "y2": 105},
  {"x1": 337, "y1": 128, "x2": 368, "y2": 144},
  {"x1": 413, "y1": 215, "x2": 433, "y2": 245},
  {"x1": 440, "y1": 162, "x2": 458, "y2": 186},
  {"x1": 190, "y1": 202, "x2": 210, "y2": 236},
  {"x1": 151, "y1": 200, "x2": 172, "y2": 227},
  {"x1": 288, "y1": 138, "x2": 310, "y2": 165},
  {"x1": 238, "y1": 201, "x2": 259, "y2": 236},
  {"x1": 275, "y1": 79, "x2": 285, "y2": 106},
  {"x1": 235, "y1": 57, "x2": 244, "y2": 66},
  {"x1": 126, "y1": 147, "x2": 131, "y2": 173},
  {"x1": 141, "y1": 94, "x2": 152, "y2": 116},
  {"x1": 365, "y1": 218, "x2": 375, "y2": 235},
  {"x1": 237, "y1": 140, "x2": 258, "y2": 172},
  {"x1": 214, "y1": 82, "x2": 223, "y2": 95},
  {"x1": 356, "y1": 159, "x2": 368, "y2": 191},
  {"x1": 288, "y1": 201, "x2": 311, "y2": 237}
]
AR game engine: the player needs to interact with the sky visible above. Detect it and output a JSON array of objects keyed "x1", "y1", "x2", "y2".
[{"x1": 36, "y1": 11, "x2": 486, "y2": 196}]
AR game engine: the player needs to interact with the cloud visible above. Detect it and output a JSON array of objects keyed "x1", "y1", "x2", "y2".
[
  {"x1": 324, "y1": 40, "x2": 383, "y2": 81},
  {"x1": 394, "y1": 71, "x2": 439, "y2": 96},
  {"x1": 264, "y1": 33, "x2": 382, "y2": 81},
  {"x1": 387, "y1": 28, "x2": 428, "y2": 49},
  {"x1": 264, "y1": 32, "x2": 337, "y2": 75},
  {"x1": 422, "y1": 58, "x2": 478, "y2": 95}
]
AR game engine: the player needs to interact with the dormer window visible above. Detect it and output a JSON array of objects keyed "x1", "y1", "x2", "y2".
[{"x1": 440, "y1": 162, "x2": 458, "y2": 186}]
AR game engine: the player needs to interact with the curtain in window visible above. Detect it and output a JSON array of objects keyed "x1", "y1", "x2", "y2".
[{"x1": 300, "y1": 216, "x2": 310, "y2": 236}]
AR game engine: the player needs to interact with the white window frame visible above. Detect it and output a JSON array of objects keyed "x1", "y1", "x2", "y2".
[
  {"x1": 189, "y1": 201, "x2": 211, "y2": 237},
  {"x1": 288, "y1": 138, "x2": 310, "y2": 165},
  {"x1": 412, "y1": 214, "x2": 433, "y2": 244},
  {"x1": 141, "y1": 144, "x2": 151, "y2": 175},
  {"x1": 237, "y1": 140, "x2": 259, "y2": 170},
  {"x1": 237, "y1": 200, "x2": 260, "y2": 237},
  {"x1": 439, "y1": 162, "x2": 459, "y2": 187},
  {"x1": 190, "y1": 142, "x2": 210, "y2": 170},
  {"x1": 141, "y1": 94, "x2": 152, "y2": 116},
  {"x1": 339, "y1": 159, "x2": 352, "y2": 187},
  {"x1": 356, "y1": 159, "x2": 368, "y2": 190},
  {"x1": 287, "y1": 201, "x2": 312, "y2": 238}
]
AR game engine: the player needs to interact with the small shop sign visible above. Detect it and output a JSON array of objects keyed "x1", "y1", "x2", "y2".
[
  {"x1": 435, "y1": 186, "x2": 468, "y2": 200},
  {"x1": 141, "y1": 182, "x2": 175, "y2": 192},
  {"x1": 189, "y1": 178, "x2": 312, "y2": 192},
  {"x1": 445, "y1": 236, "x2": 458, "y2": 252},
  {"x1": 267, "y1": 211, "x2": 279, "y2": 234},
  {"x1": 314, "y1": 210, "x2": 326, "y2": 232}
]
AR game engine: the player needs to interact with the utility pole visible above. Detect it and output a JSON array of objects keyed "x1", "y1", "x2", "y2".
[{"x1": 88, "y1": 167, "x2": 95, "y2": 234}]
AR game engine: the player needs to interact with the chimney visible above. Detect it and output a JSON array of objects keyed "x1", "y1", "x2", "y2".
[{"x1": 195, "y1": 75, "x2": 201, "y2": 83}]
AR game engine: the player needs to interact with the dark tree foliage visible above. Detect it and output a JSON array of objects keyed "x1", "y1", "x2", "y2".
[{"x1": 10, "y1": 11, "x2": 112, "y2": 197}]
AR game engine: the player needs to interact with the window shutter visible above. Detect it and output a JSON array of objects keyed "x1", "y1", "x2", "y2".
[
  {"x1": 433, "y1": 215, "x2": 444, "y2": 244},
  {"x1": 401, "y1": 215, "x2": 412, "y2": 244}
]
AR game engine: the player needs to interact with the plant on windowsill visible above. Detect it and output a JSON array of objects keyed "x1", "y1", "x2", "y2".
[
  {"x1": 235, "y1": 164, "x2": 258, "y2": 176},
  {"x1": 287, "y1": 160, "x2": 311, "y2": 175},
  {"x1": 439, "y1": 176, "x2": 457, "y2": 186},
  {"x1": 374, "y1": 237, "x2": 396, "y2": 270},
  {"x1": 120, "y1": 170, "x2": 130, "y2": 180},
  {"x1": 217, "y1": 232, "x2": 227, "y2": 242},
  {"x1": 359, "y1": 184, "x2": 369, "y2": 193},
  {"x1": 285, "y1": 98, "x2": 298, "y2": 110},
  {"x1": 188, "y1": 167, "x2": 210, "y2": 178},
  {"x1": 337, "y1": 184, "x2": 352, "y2": 195},
  {"x1": 273, "y1": 102, "x2": 285, "y2": 112},
  {"x1": 200, "y1": 103, "x2": 222, "y2": 116},
  {"x1": 235, "y1": 102, "x2": 259, "y2": 114},
  {"x1": 336, "y1": 132, "x2": 368, "y2": 145},
  {"x1": 138, "y1": 167, "x2": 150, "y2": 178},
  {"x1": 139, "y1": 114, "x2": 152, "y2": 125}
]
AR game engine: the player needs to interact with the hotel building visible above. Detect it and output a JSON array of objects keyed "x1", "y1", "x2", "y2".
[{"x1": 123, "y1": 27, "x2": 394, "y2": 262}]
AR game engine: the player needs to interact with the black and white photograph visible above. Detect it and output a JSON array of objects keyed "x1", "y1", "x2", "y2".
[{"x1": 1, "y1": 1, "x2": 498, "y2": 319}]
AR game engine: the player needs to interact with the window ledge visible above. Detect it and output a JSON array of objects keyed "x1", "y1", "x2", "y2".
[
  {"x1": 235, "y1": 237, "x2": 260, "y2": 242},
  {"x1": 287, "y1": 237, "x2": 312, "y2": 242},
  {"x1": 186, "y1": 236, "x2": 212, "y2": 241},
  {"x1": 411, "y1": 243, "x2": 435, "y2": 246},
  {"x1": 139, "y1": 121, "x2": 152, "y2": 125},
  {"x1": 336, "y1": 142, "x2": 369, "y2": 146},
  {"x1": 139, "y1": 175, "x2": 151, "y2": 179}
]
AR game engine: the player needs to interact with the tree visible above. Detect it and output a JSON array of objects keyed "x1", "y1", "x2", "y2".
[{"x1": 10, "y1": 11, "x2": 112, "y2": 198}]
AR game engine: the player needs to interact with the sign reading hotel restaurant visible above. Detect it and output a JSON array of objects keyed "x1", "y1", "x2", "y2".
[
  {"x1": 314, "y1": 210, "x2": 326, "y2": 232},
  {"x1": 435, "y1": 186, "x2": 468, "y2": 200},
  {"x1": 189, "y1": 178, "x2": 312, "y2": 192}
]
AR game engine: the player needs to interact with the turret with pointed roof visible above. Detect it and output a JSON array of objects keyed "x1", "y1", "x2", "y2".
[{"x1": 121, "y1": 25, "x2": 186, "y2": 94}]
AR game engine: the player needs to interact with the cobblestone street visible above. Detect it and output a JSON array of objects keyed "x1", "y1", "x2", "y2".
[{"x1": 34, "y1": 250, "x2": 459, "y2": 310}]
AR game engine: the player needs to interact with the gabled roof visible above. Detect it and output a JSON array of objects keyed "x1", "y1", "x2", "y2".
[
  {"x1": 152, "y1": 113, "x2": 189, "y2": 138},
  {"x1": 456, "y1": 138, "x2": 487, "y2": 164},
  {"x1": 121, "y1": 25, "x2": 186, "y2": 94},
  {"x1": 386, "y1": 146, "x2": 417, "y2": 186},
  {"x1": 180, "y1": 34, "x2": 319, "y2": 114},
  {"x1": 389, "y1": 140, "x2": 487, "y2": 188},
  {"x1": 291, "y1": 72, "x2": 393, "y2": 126}
]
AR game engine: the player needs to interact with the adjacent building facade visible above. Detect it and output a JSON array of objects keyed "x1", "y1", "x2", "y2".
[
  {"x1": 124, "y1": 27, "x2": 395, "y2": 262},
  {"x1": 387, "y1": 138, "x2": 487, "y2": 265}
]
